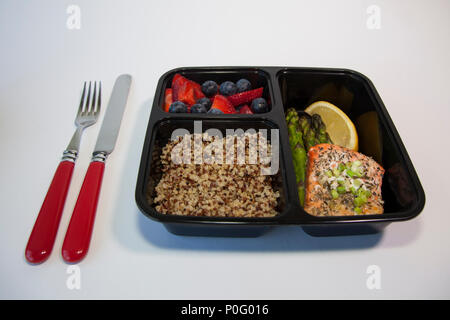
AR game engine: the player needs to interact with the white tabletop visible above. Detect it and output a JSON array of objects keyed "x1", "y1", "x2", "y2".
[{"x1": 1, "y1": 0, "x2": 449, "y2": 300}]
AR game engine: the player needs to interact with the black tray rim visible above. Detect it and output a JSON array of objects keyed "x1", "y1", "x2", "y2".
[{"x1": 135, "y1": 66, "x2": 426, "y2": 227}]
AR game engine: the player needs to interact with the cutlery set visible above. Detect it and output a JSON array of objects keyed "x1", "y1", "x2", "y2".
[{"x1": 25, "y1": 74, "x2": 132, "y2": 264}]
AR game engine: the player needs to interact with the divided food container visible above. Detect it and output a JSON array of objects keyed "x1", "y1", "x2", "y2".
[{"x1": 135, "y1": 67, "x2": 425, "y2": 237}]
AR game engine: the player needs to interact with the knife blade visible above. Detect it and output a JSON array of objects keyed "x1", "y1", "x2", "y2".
[
  {"x1": 93, "y1": 74, "x2": 131, "y2": 155},
  {"x1": 61, "y1": 74, "x2": 131, "y2": 263}
]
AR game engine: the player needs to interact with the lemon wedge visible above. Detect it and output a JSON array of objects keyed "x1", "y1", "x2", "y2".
[{"x1": 305, "y1": 101, "x2": 359, "y2": 151}]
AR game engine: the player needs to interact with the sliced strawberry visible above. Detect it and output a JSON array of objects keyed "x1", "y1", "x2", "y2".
[
  {"x1": 210, "y1": 95, "x2": 236, "y2": 114},
  {"x1": 164, "y1": 88, "x2": 173, "y2": 112},
  {"x1": 179, "y1": 82, "x2": 197, "y2": 106},
  {"x1": 238, "y1": 105, "x2": 253, "y2": 114},
  {"x1": 191, "y1": 81, "x2": 206, "y2": 101},
  {"x1": 209, "y1": 94, "x2": 218, "y2": 104},
  {"x1": 227, "y1": 87, "x2": 264, "y2": 107},
  {"x1": 172, "y1": 74, "x2": 204, "y2": 106},
  {"x1": 171, "y1": 74, "x2": 189, "y2": 102}
]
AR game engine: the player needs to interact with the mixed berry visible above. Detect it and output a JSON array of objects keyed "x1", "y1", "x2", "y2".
[
  {"x1": 219, "y1": 81, "x2": 238, "y2": 96},
  {"x1": 190, "y1": 103, "x2": 208, "y2": 114},
  {"x1": 236, "y1": 78, "x2": 251, "y2": 93},
  {"x1": 163, "y1": 73, "x2": 269, "y2": 114},
  {"x1": 168, "y1": 101, "x2": 187, "y2": 113}
]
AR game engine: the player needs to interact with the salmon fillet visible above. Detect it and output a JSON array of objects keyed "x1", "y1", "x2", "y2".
[{"x1": 304, "y1": 143, "x2": 384, "y2": 216}]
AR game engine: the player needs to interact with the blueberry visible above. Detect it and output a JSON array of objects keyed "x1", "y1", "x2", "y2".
[
  {"x1": 169, "y1": 101, "x2": 188, "y2": 113},
  {"x1": 250, "y1": 98, "x2": 268, "y2": 113},
  {"x1": 196, "y1": 97, "x2": 212, "y2": 111},
  {"x1": 190, "y1": 103, "x2": 207, "y2": 113},
  {"x1": 219, "y1": 81, "x2": 237, "y2": 96},
  {"x1": 201, "y1": 80, "x2": 218, "y2": 97},
  {"x1": 207, "y1": 108, "x2": 224, "y2": 114},
  {"x1": 236, "y1": 79, "x2": 252, "y2": 93}
]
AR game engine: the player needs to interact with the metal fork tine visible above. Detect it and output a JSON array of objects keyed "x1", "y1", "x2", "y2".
[
  {"x1": 96, "y1": 82, "x2": 102, "y2": 115},
  {"x1": 78, "y1": 82, "x2": 87, "y2": 115},
  {"x1": 67, "y1": 80, "x2": 102, "y2": 152},
  {"x1": 84, "y1": 81, "x2": 92, "y2": 114},
  {"x1": 90, "y1": 82, "x2": 97, "y2": 115}
]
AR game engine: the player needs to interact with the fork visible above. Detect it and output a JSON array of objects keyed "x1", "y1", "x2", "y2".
[{"x1": 25, "y1": 81, "x2": 101, "y2": 264}]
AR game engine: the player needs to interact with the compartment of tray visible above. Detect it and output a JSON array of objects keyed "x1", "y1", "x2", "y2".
[
  {"x1": 277, "y1": 68, "x2": 425, "y2": 235},
  {"x1": 136, "y1": 117, "x2": 291, "y2": 237},
  {"x1": 155, "y1": 67, "x2": 276, "y2": 115}
]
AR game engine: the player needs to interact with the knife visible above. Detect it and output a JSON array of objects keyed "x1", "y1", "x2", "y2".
[{"x1": 61, "y1": 74, "x2": 131, "y2": 263}]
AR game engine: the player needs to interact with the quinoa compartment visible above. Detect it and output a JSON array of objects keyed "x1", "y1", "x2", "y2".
[
  {"x1": 143, "y1": 119, "x2": 288, "y2": 220},
  {"x1": 154, "y1": 132, "x2": 279, "y2": 217}
]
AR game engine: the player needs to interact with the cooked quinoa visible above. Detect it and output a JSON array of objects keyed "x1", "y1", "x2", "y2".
[{"x1": 153, "y1": 132, "x2": 280, "y2": 217}]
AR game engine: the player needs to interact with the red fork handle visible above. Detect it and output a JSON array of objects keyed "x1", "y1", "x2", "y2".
[
  {"x1": 25, "y1": 161, "x2": 75, "y2": 264},
  {"x1": 62, "y1": 161, "x2": 105, "y2": 263}
]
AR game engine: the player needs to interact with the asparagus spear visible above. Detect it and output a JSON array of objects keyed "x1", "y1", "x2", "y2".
[
  {"x1": 287, "y1": 110, "x2": 300, "y2": 149},
  {"x1": 288, "y1": 112, "x2": 299, "y2": 126},
  {"x1": 286, "y1": 109, "x2": 334, "y2": 207},
  {"x1": 312, "y1": 113, "x2": 333, "y2": 144},
  {"x1": 288, "y1": 123, "x2": 300, "y2": 149},
  {"x1": 286, "y1": 107, "x2": 297, "y2": 117},
  {"x1": 311, "y1": 113, "x2": 320, "y2": 130},
  {"x1": 296, "y1": 114, "x2": 314, "y2": 150},
  {"x1": 298, "y1": 114, "x2": 310, "y2": 134},
  {"x1": 312, "y1": 114, "x2": 326, "y2": 144},
  {"x1": 291, "y1": 122, "x2": 308, "y2": 205},
  {"x1": 286, "y1": 108, "x2": 297, "y2": 123},
  {"x1": 304, "y1": 123, "x2": 317, "y2": 151},
  {"x1": 286, "y1": 110, "x2": 307, "y2": 206},
  {"x1": 292, "y1": 142, "x2": 307, "y2": 207}
]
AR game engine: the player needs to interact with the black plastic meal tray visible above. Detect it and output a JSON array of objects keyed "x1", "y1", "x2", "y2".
[{"x1": 135, "y1": 67, "x2": 425, "y2": 237}]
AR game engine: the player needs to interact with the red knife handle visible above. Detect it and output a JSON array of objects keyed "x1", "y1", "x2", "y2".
[
  {"x1": 25, "y1": 160, "x2": 75, "y2": 264},
  {"x1": 62, "y1": 160, "x2": 105, "y2": 263}
]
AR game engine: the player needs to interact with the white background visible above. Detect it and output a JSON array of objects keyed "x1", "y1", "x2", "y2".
[{"x1": 1, "y1": 0, "x2": 449, "y2": 299}]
